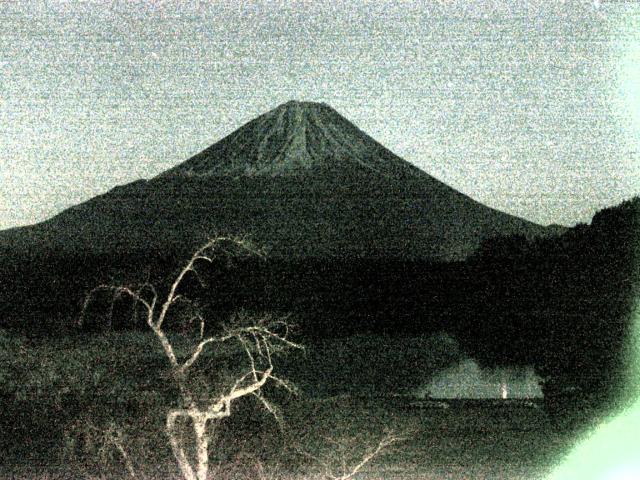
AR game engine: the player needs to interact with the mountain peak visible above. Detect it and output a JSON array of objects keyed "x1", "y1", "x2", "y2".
[
  {"x1": 269, "y1": 100, "x2": 334, "y2": 120},
  {"x1": 278, "y1": 99, "x2": 329, "y2": 110},
  {"x1": 159, "y1": 101, "x2": 425, "y2": 179}
]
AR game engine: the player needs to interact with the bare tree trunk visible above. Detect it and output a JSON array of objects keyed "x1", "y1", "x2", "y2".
[
  {"x1": 167, "y1": 409, "x2": 213, "y2": 480},
  {"x1": 193, "y1": 414, "x2": 209, "y2": 480},
  {"x1": 167, "y1": 411, "x2": 197, "y2": 480}
]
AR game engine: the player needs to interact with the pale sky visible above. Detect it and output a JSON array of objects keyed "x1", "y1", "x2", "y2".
[{"x1": 1, "y1": 0, "x2": 639, "y2": 230}]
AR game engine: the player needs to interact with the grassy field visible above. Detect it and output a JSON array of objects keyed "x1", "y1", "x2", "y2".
[{"x1": 0, "y1": 329, "x2": 588, "y2": 479}]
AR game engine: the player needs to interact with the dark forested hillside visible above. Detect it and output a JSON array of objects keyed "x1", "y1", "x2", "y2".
[
  {"x1": 456, "y1": 197, "x2": 639, "y2": 411},
  {"x1": 2, "y1": 199, "x2": 636, "y2": 398}
]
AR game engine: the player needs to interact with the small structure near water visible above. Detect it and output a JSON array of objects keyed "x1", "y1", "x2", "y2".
[
  {"x1": 500, "y1": 380, "x2": 508, "y2": 400},
  {"x1": 416, "y1": 359, "x2": 544, "y2": 400}
]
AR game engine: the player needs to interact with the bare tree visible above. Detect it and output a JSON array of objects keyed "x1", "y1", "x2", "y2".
[
  {"x1": 299, "y1": 430, "x2": 407, "y2": 480},
  {"x1": 80, "y1": 237, "x2": 301, "y2": 480}
]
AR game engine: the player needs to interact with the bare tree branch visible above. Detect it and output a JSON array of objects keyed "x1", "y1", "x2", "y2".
[
  {"x1": 219, "y1": 366, "x2": 274, "y2": 409},
  {"x1": 80, "y1": 236, "x2": 298, "y2": 480},
  {"x1": 155, "y1": 236, "x2": 260, "y2": 330},
  {"x1": 297, "y1": 431, "x2": 408, "y2": 480},
  {"x1": 333, "y1": 433, "x2": 404, "y2": 480},
  {"x1": 179, "y1": 336, "x2": 220, "y2": 373}
]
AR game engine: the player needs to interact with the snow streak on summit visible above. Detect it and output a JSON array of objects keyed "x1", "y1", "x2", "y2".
[{"x1": 161, "y1": 101, "x2": 425, "y2": 180}]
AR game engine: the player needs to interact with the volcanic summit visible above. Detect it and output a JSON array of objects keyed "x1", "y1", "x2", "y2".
[{"x1": 161, "y1": 100, "x2": 427, "y2": 180}]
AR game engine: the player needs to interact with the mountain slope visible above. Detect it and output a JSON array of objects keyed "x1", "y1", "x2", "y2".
[
  {"x1": 160, "y1": 100, "x2": 426, "y2": 179},
  {"x1": 0, "y1": 101, "x2": 558, "y2": 261}
]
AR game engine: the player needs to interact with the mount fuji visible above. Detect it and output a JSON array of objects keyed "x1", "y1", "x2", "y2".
[{"x1": 0, "y1": 101, "x2": 557, "y2": 261}]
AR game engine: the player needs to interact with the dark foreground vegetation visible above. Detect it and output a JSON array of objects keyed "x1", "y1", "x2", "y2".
[
  {"x1": 0, "y1": 198, "x2": 638, "y2": 478},
  {"x1": 0, "y1": 330, "x2": 579, "y2": 479}
]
